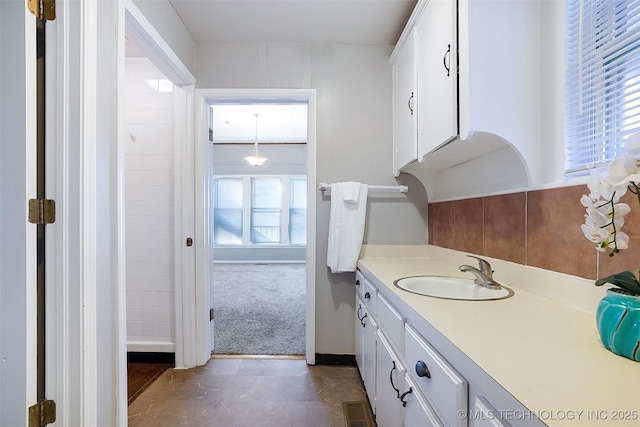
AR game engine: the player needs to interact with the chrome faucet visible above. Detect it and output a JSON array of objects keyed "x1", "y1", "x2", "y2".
[{"x1": 459, "y1": 255, "x2": 502, "y2": 290}]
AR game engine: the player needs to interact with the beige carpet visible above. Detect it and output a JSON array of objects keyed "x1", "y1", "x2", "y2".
[{"x1": 212, "y1": 263, "x2": 306, "y2": 355}]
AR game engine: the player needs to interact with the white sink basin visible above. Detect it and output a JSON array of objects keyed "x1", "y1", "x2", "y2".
[{"x1": 394, "y1": 276, "x2": 513, "y2": 301}]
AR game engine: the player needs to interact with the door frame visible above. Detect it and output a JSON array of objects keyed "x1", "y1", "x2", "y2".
[
  {"x1": 196, "y1": 88, "x2": 317, "y2": 365},
  {"x1": 117, "y1": 0, "x2": 198, "y2": 374}
]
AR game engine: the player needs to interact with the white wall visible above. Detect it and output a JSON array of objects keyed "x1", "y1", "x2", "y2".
[
  {"x1": 539, "y1": 0, "x2": 567, "y2": 185},
  {"x1": 125, "y1": 57, "x2": 176, "y2": 352},
  {"x1": 196, "y1": 42, "x2": 429, "y2": 355},
  {"x1": 132, "y1": 0, "x2": 196, "y2": 76},
  {"x1": 212, "y1": 144, "x2": 307, "y2": 176}
]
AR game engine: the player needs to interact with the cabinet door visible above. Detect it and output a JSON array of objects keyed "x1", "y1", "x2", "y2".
[
  {"x1": 416, "y1": 0, "x2": 457, "y2": 159},
  {"x1": 404, "y1": 376, "x2": 444, "y2": 427},
  {"x1": 405, "y1": 325, "x2": 468, "y2": 427},
  {"x1": 392, "y1": 27, "x2": 418, "y2": 176},
  {"x1": 363, "y1": 313, "x2": 378, "y2": 411},
  {"x1": 355, "y1": 296, "x2": 365, "y2": 372},
  {"x1": 471, "y1": 396, "x2": 512, "y2": 427},
  {"x1": 376, "y1": 330, "x2": 406, "y2": 427}
]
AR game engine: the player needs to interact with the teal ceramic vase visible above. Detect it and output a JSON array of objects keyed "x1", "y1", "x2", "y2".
[{"x1": 596, "y1": 289, "x2": 640, "y2": 362}]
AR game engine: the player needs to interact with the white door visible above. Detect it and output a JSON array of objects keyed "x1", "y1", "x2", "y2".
[{"x1": 0, "y1": 3, "x2": 38, "y2": 426}]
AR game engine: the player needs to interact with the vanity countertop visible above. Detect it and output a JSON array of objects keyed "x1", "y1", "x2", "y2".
[{"x1": 357, "y1": 245, "x2": 640, "y2": 427}]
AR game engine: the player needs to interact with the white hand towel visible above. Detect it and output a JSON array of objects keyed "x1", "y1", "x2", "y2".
[
  {"x1": 342, "y1": 181, "x2": 361, "y2": 203},
  {"x1": 327, "y1": 182, "x2": 368, "y2": 273}
]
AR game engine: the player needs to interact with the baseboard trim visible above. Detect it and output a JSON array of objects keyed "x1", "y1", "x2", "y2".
[
  {"x1": 127, "y1": 351, "x2": 175, "y2": 365},
  {"x1": 315, "y1": 353, "x2": 357, "y2": 366},
  {"x1": 127, "y1": 341, "x2": 175, "y2": 353}
]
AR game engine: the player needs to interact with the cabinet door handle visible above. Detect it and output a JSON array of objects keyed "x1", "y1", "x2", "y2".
[
  {"x1": 443, "y1": 44, "x2": 451, "y2": 77},
  {"x1": 360, "y1": 312, "x2": 367, "y2": 327},
  {"x1": 390, "y1": 361, "x2": 401, "y2": 398},
  {"x1": 408, "y1": 92, "x2": 414, "y2": 116},
  {"x1": 415, "y1": 360, "x2": 431, "y2": 379},
  {"x1": 357, "y1": 304, "x2": 363, "y2": 320},
  {"x1": 364, "y1": 291, "x2": 370, "y2": 299},
  {"x1": 400, "y1": 387, "x2": 413, "y2": 407}
]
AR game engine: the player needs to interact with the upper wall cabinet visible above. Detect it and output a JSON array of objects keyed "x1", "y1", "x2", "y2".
[
  {"x1": 415, "y1": 0, "x2": 457, "y2": 162},
  {"x1": 391, "y1": 0, "x2": 457, "y2": 177},
  {"x1": 392, "y1": 28, "x2": 418, "y2": 175},
  {"x1": 391, "y1": 0, "x2": 540, "y2": 199}
]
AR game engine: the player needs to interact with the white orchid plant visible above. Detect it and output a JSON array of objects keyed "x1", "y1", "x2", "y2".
[{"x1": 581, "y1": 132, "x2": 640, "y2": 296}]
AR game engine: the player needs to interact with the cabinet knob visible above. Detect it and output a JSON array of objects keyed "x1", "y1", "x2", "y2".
[
  {"x1": 364, "y1": 291, "x2": 370, "y2": 299},
  {"x1": 415, "y1": 360, "x2": 431, "y2": 379},
  {"x1": 356, "y1": 280, "x2": 361, "y2": 286}
]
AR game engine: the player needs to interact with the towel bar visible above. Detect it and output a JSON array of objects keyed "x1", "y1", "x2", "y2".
[{"x1": 318, "y1": 183, "x2": 408, "y2": 193}]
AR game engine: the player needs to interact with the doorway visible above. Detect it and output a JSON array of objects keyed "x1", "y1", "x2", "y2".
[
  {"x1": 208, "y1": 102, "x2": 308, "y2": 355},
  {"x1": 197, "y1": 89, "x2": 317, "y2": 363}
]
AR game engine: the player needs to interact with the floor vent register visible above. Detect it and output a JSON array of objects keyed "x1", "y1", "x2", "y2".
[{"x1": 341, "y1": 401, "x2": 374, "y2": 427}]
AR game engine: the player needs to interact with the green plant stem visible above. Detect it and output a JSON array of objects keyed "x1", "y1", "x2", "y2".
[
  {"x1": 597, "y1": 192, "x2": 620, "y2": 255},
  {"x1": 629, "y1": 182, "x2": 640, "y2": 207}
]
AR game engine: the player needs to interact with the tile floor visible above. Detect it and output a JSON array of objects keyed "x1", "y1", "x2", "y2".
[{"x1": 128, "y1": 357, "x2": 373, "y2": 427}]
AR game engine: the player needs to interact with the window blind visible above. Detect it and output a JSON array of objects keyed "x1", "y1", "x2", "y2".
[{"x1": 565, "y1": 0, "x2": 640, "y2": 174}]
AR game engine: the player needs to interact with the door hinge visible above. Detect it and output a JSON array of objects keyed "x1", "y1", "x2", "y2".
[
  {"x1": 210, "y1": 308, "x2": 214, "y2": 321},
  {"x1": 28, "y1": 198, "x2": 56, "y2": 224},
  {"x1": 28, "y1": 399, "x2": 56, "y2": 427},
  {"x1": 27, "y1": 0, "x2": 56, "y2": 21},
  {"x1": 209, "y1": 128, "x2": 213, "y2": 142}
]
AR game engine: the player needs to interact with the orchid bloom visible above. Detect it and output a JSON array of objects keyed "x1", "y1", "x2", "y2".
[
  {"x1": 581, "y1": 194, "x2": 630, "y2": 252},
  {"x1": 582, "y1": 131, "x2": 640, "y2": 255}
]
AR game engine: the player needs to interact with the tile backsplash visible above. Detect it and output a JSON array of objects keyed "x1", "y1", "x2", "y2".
[{"x1": 428, "y1": 184, "x2": 640, "y2": 280}]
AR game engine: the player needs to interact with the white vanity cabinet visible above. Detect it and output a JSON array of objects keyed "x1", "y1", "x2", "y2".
[
  {"x1": 355, "y1": 268, "x2": 545, "y2": 427},
  {"x1": 355, "y1": 271, "x2": 378, "y2": 411},
  {"x1": 355, "y1": 271, "x2": 462, "y2": 427}
]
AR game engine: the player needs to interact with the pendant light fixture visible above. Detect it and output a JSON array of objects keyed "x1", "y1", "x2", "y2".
[{"x1": 244, "y1": 112, "x2": 267, "y2": 166}]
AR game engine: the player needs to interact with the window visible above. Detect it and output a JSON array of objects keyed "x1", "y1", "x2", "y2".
[
  {"x1": 213, "y1": 178, "x2": 243, "y2": 244},
  {"x1": 565, "y1": 0, "x2": 640, "y2": 174},
  {"x1": 251, "y1": 178, "x2": 282, "y2": 243},
  {"x1": 212, "y1": 176, "x2": 306, "y2": 246},
  {"x1": 289, "y1": 177, "x2": 307, "y2": 245}
]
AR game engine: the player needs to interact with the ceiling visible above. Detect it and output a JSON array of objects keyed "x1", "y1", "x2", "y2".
[
  {"x1": 126, "y1": 1, "x2": 418, "y2": 143},
  {"x1": 168, "y1": 0, "x2": 417, "y2": 45},
  {"x1": 210, "y1": 103, "x2": 309, "y2": 144}
]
